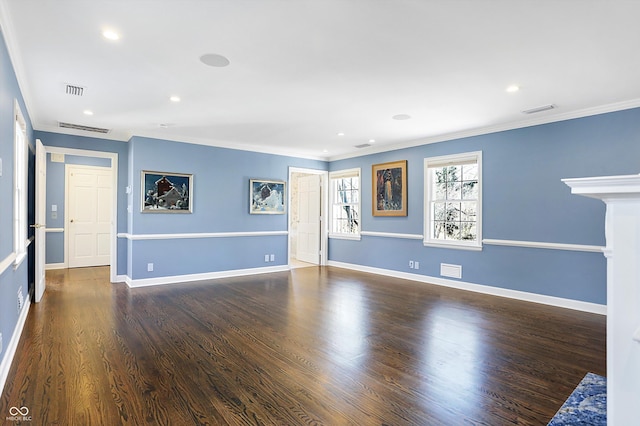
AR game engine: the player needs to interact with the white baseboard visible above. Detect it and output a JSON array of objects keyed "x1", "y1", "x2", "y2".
[
  {"x1": 0, "y1": 296, "x2": 31, "y2": 398},
  {"x1": 45, "y1": 262, "x2": 66, "y2": 270},
  {"x1": 125, "y1": 265, "x2": 290, "y2": 288},
  {"x1": 328, "y1": 261, "x2": 607, "y2": 315}
]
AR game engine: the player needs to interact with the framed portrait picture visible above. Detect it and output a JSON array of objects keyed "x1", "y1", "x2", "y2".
[
  {"x1": 141, "y1": 171, "x2": 193, "y2": 213},
  {"x1": 372, "y1": 160, "x2": 407, "y2": 216},
  {"x1": 250, "y1": 179, "x2": 286, "y2": 214}
]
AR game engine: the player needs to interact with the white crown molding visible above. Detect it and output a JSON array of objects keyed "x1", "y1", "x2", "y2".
[{"x1": 329, "y1": 98, "x2": 640, "y2": 161}]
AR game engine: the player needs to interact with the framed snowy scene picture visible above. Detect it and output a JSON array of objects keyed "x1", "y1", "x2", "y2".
[
  {"x1": 250, "y1": 179, "x2": 286, "y2": 214},
  {"x1": 141, "y1": 171, "x2": 193, "y2": 213}
]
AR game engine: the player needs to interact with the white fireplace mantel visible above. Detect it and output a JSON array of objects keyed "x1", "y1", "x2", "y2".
[{"x1": 563, "y1": 173, "x2": 640, "y2": 426}]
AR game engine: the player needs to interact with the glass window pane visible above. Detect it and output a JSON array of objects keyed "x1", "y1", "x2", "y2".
[
  {"x1": 462, "y1": 181, "x2": 478, "y2": 200},
  {"x1": 444, "y1": 222, "x2": 460, "y2": 240},
  {"x1": 462, "y1": 164, "x2": 478, "y2": 181},
  {"x1": 447, "y1": 182, "x2": 461, "y2": 200},
  {"x1": 446, "y1": 166, "x2": 461, "y2": 182},
  {"x1": 460, "y1": 201, "x2": 477, "y2": 221},
  {"x1": 446, "y1": 202, "x2": 461, "y2": 221},
  {"x1": 434, "y1": 182, "x2": 447, "y2": 200},
  {"x1": 433, "y1": 222, "x2": 446, "y2": 239},
  {"x1": 460, "y1": 222, "x2": 477, "y2": 241},
  {"x1": 433, "y1": 202, "x2": 446, "y2": 221}
]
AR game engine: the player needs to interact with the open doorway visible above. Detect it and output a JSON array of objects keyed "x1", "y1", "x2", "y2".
[
  {"x1": 37, "y1": 145, "x2": 118, "y2": 292},
  {"x1": 288, "y1": 168, "x2": 328, "y2": 269}
]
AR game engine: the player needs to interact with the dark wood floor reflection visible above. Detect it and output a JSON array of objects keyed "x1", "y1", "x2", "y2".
[{"x1": 1, "y1": 266, "x2": 605, "y2": 425}]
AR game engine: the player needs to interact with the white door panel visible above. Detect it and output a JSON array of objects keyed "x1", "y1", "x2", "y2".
[
  {"x1": 296, "y1": 174, "x2": 321, "y2": 264},
  {"x1": 67, "y1": 165, "x2": 112, "y2": 267}
]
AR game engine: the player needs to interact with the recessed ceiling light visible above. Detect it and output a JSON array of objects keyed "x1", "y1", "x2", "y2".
[
  {"x1": 169, "y1": 96, "x2": 181, "y2": 102},
  {"x1": 83, "y1": 110, "x2": 94, "y2": 116},
  {"x1": 200, "y1": 53, "x2": 230, "y2": 68},
  {"x1": 369, "y1": 139, "x2": 376, "y2": 144},
  {"x1": 102, "y1": 29, "x2": 120, "y2": 41},
  {"x1": 337, "y1": 132, "x2": 345, "y2": 136},
  {"x1": 392, "y1": 114, "x2": 411, "y2": 120},
  {"x1": 506, "y1": 84, "x2": 520, "y2": 93}
]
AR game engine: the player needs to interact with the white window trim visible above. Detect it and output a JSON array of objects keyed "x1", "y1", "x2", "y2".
[
  {"x1": 329, "y1": 168, "x2": 361, "y2": 240},
  {"x1": 423, "y1": 151, "x2": 483, "y2": 251},
  {"x1": 14, "y1": 101, "x2": 28, "y2": 267}
]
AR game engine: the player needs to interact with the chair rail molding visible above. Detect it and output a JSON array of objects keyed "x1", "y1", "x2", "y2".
[{"x1": 563, "y1": 173, "x2": 640, "y2": 426}]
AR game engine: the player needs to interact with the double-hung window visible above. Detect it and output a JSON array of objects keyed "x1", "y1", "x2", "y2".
[
  {"x1": 424, "y1": 151, "x2": 482, "y2": 250},
  {"x1": 329, "y1": 168, "x2": 361, "y2": 239},
  {"x1": 14, "y1": 102, "x2": 28, "y2": 266}
]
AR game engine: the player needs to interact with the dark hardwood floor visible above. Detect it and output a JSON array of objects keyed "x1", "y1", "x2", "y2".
[{"x1": 1, "y1": 266, "x2": 605, "y2": 425}]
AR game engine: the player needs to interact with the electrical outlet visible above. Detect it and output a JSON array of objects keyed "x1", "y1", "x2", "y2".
[
  {"x1": 414, "y1": 261, "x2": 420, "y2": 270},
  {"x1": 409, "y1": 260, "x2": 414, "y2": 269},
  {"x1": 270, "y1": 254, "x2": 275, "y2": 262},
  {"x1": 17, "y1": 288, "x2": 24, "y2": 313},
  {"x1": 147, "y1": 263, "x2": 154, "y2": 272},
  {"x1": 264, "y1": 254, "x2": 270, "y2": 262}
]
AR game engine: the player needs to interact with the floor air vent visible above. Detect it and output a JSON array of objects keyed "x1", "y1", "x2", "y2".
[
  {"x1": 440, "y1": 263, "x2": 462, "y2": 279},
  {"x1": 59, "y1": 122, "x2": 110, "y2": 134}
]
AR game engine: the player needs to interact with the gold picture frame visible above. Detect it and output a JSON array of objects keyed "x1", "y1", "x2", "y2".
[{"x1": 372, "y1": 160, "x2": 407, "y2": 216}]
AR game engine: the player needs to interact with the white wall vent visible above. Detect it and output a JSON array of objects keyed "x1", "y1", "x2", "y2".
[
  {"x1": 440, "y1": 263, "x2": 462, "y2": 279},
  {"x1": 521, "y1": 104, "x2": 556, "y2": 114},
  {"x1": 59, "y1": 122, "x2": 110, "y2": 134},
  {"x1": 65, "y1": 84, "x2": 85, "y2": 96}
]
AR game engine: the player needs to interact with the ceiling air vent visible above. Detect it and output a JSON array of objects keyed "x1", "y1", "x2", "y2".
[
  {"x1": 354, "y1": 143, "x2": 372, "y2": 149},
  {"x1": 59, "y1": 122, "x2": 110, "y2": 134},
  {"x1": 521, "y1": 104, "x2": 556, "y2": 114},
  {"x1": 64, "y1": 84, "x2": 85, "y2": 96}
]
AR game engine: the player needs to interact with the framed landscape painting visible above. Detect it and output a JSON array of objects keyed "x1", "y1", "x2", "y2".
[
  {"x1": 141, "y1": 171, "x2": 192, "y2": 213},
  {"x1": 372, "y1": 160, "x2": 407, "y2": 216},
  {"x1": 250, "y1": 179, "x2": 286, "y2": 214}
]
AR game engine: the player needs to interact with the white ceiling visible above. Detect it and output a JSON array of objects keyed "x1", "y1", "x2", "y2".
[{"x1": 1, "y1": 0, "x2": 639, "y2": 160}]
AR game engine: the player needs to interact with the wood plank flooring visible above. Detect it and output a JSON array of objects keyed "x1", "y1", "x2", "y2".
[{"x1": 1, "y1": 266, "x2": 605, "y2": 425}]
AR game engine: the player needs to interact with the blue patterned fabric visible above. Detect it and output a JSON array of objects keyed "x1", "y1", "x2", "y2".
[{"x1": 548, "y1": 373, "x2": 606, "y2": 425}]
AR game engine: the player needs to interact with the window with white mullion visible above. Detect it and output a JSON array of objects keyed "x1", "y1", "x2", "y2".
[
  {"x1": 424, "y1": 152, "x2": 482, "y2": 249},
  {"x1": 14, "y1": 102, "x2": 28, "y2": 266},
  {"x1": 330, "y1": 169, "x2": 361, "y2": 238}
]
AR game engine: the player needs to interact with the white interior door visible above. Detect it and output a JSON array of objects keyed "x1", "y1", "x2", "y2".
[
  {"x1": 34, "y1": 139, "x2": 46, "y2": 302},
  {"x1": 67, "y1": 165, "x2": 112, "y2": 268},
  {"x1": 296, "y1": 174, "x2": 321, "y2": 264}
]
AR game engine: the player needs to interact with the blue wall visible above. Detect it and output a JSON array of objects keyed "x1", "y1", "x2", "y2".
[
  {"x1": 329, "y1": 108, "x2": 640, "y2": 305},
  {"x1": 0, "y1": 28, "x2": 34, "y2": 370},
  {"x1": 126, "y1": 136, "x2": 327, "y2": 280}
]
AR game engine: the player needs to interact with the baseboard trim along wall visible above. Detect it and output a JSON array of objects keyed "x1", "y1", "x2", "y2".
[
  {"x1": 0, "y1": 296, "x2": 31, "y2": 397},
  {"x1": 327, "y1": 260, "x2": 607, "y2": 315},
  {"x1": 45, "y1": 263, "x2": 66, "y2": 270},
  {"x1": 123, "y1": 265, "x2": 290, "y2": 288}
]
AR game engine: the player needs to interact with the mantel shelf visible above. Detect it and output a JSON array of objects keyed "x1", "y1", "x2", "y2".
[{"x1": 562, "y1": 173, "x2": 640, "y2": 200}]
